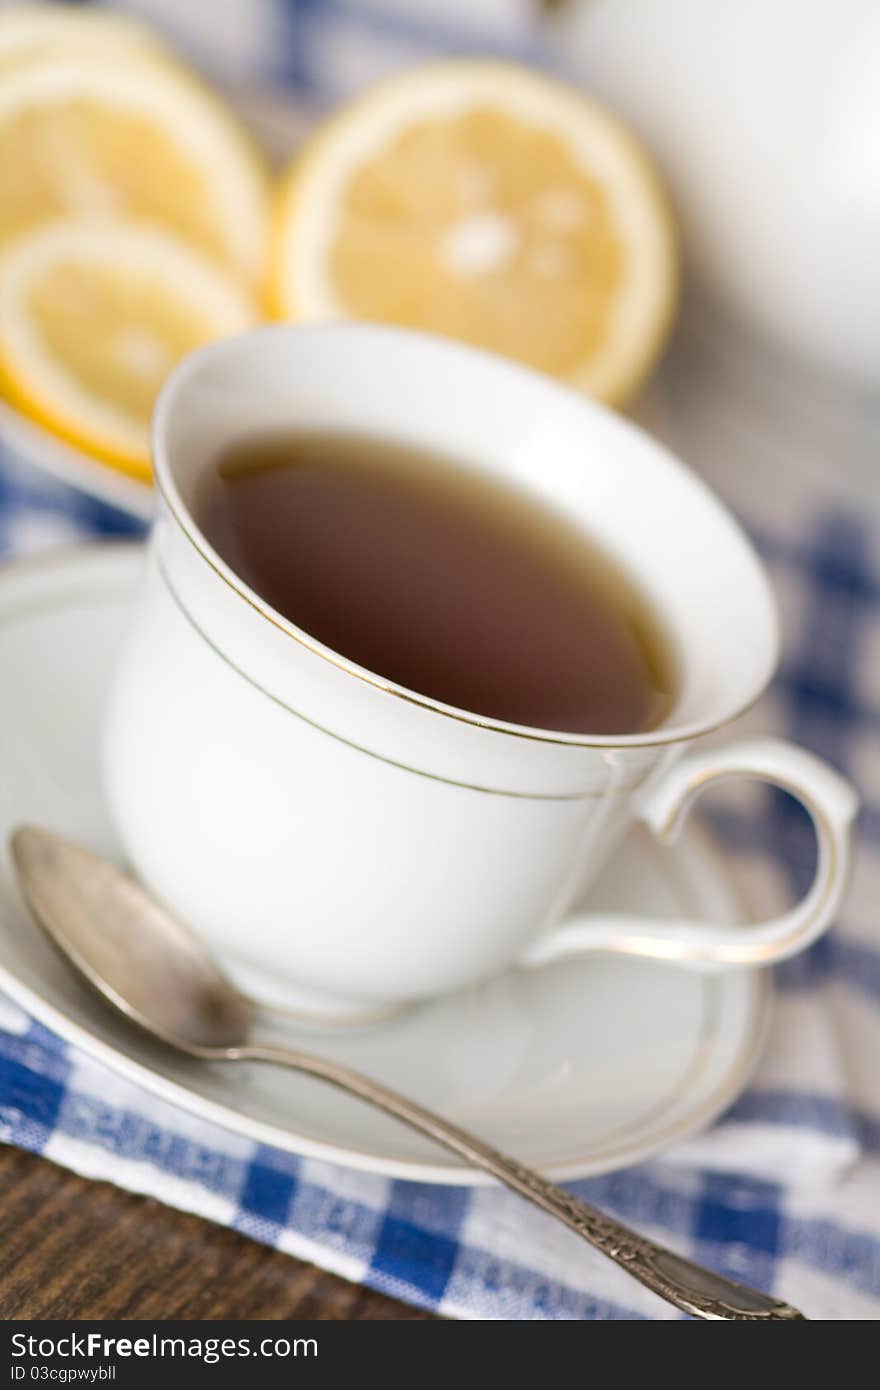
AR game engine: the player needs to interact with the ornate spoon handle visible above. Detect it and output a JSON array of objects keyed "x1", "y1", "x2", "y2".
[{"x1": 228, "y1": 1042, "x2": 805, "y2": 1320}]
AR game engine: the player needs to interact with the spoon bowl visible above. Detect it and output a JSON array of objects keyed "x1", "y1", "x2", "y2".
[{"x1": 11, "y1": 826, "x2": 251, "y2": 1051}]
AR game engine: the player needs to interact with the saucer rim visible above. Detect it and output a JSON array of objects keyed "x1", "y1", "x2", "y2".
[
  {"x1": 0, "y1": 915, "x2": 770, "y2": 1185},
  {"x1": 0, "y1": 543, "x2": 772, "y2": 1185}
]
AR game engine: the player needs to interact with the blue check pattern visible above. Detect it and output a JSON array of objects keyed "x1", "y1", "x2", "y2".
[{"x1": 1, "y1": 0, "x2": 879, "y2": 1320}]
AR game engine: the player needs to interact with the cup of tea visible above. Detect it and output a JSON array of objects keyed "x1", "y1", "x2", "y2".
[{"x1": 102, "y1": 324, "x2": 857, "y2": 1020}]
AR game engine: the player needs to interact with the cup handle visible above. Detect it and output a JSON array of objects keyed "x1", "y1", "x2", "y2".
[{"x1": 520, "y1": 738, "x2": 859, "y2": 971}]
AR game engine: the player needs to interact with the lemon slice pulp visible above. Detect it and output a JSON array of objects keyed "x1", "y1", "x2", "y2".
[
  {"x1": 0, "y1": 54, "x2": 268, "y2": 285},
  {"x1": 0, "y1": 220, "x2": 255, "y2": 478},
  {"x1": 272, "y1": 61, "x2": 677, "y2": 404}
]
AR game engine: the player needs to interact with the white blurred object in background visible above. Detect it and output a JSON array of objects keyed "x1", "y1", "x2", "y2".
[{"x1": 547, "y1": 0, "x2": 880, "y2": 397}]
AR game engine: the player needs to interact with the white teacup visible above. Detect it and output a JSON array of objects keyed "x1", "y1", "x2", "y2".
[{"x1": 103, "y1": 325, "x2": 857, "y2": 1021}]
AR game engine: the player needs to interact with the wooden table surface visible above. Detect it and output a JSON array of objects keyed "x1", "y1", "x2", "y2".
[{"x1": 0, "y1": 1145, "x2": 430, "y2": 1320}]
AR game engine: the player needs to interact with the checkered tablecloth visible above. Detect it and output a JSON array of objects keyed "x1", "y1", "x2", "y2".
[{"x1": 1, "y1": 0, "x2": 879, "y2": 1320}]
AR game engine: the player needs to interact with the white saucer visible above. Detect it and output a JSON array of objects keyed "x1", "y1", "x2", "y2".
[
  {"x1": 0, "y1": 545, "x2": 770, "y2": 1184},
  {"x1": 0, "y1": 398, "x2": 153, "y2": 520}
]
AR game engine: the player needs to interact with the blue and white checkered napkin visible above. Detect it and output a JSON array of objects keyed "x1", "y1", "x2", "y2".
[{"x1": 1, "y1": 0, "x2": 880, "y2": 1321}]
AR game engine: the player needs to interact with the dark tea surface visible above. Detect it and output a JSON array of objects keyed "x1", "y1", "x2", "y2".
[{"x1": 196, "y1": 432, "x2": 677, "y2": 735}]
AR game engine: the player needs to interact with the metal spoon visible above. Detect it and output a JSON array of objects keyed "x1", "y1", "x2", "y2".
[{"x1": 10, "y1": 825, "x2": 805, "y2": 1321}]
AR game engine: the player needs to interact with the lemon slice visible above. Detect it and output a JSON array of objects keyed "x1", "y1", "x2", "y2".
[
  {"x1": 0, "y1": 220, "x2": 255, "y2": 478},
  {"x1": 0, "y1": 3, "x2": 166, "y2": 72},
  {"x1": 0, "y1": 54, "x2": 268, "y2": 285},
  {"x1": 272, "y1": 61, "x2": 677, "y2": 405}
]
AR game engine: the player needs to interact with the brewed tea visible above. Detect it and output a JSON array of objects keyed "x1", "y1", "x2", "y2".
[{"x1": 196, "y1": 432, "x2": 677, "y2": 735}]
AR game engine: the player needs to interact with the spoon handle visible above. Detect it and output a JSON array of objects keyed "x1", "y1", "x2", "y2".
[{"x1": 230, "y1": 1042, "x2": 804, "y2": 1320}]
